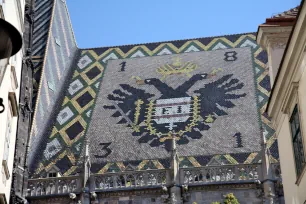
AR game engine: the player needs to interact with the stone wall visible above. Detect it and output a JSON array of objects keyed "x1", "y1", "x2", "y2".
[
  {"x1": 187, "y1": 188, "x2": 262, "y2": 204},
  {"x1": 98, "y1": 195, "x2": 164, "y2": 204},
  {"x1": 29, "y1": 196, "x2": 71, "y2": 204}
]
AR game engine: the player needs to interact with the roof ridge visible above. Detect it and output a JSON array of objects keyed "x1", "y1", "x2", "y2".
[
  {"x1": 62, "y1": 0, "x2": 78, "y2": 48},
  {"x1": 79, "y1": 32, "x2": 256, "y2": 50}
]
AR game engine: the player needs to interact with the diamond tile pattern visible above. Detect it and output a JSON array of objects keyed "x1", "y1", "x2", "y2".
[
  {"x1": 65, "y1": 121, "x2": 84, "y2": 140},
  {"x1": 259, "y1": 75, "x2": 271, "y2": 91},
  {"x1": 68, "y1": 79, "x2": 84, "y2": 96},
  {"x1": 85, "y1": 66, "x2": 101, "y2": 80},
  {"x1": 76, "y1": 91, "x2": 94, "y2": 108},
  {"x1": 44, "y1": 138, "x2": 62, "y2": 160},
  {"x1": 78, "y1": 55, "x2": 93, "y2": 69},
  {"x1": 57, "y1": 106, "x2": 74, "y2": 125},
  {"x1": 33, "y1": 33, "x2": 277, "y2": 177}
]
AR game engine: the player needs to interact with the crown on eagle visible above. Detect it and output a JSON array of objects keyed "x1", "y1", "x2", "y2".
[{"x1": 156, "y1": 57, "x2": 198, "y2": 79}]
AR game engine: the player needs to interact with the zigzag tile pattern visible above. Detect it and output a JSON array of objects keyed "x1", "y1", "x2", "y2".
[
  {"x1": 31, "y1": 0, "x2": 54, "y2": 100},
  {"x1": 32, "y1": 33, "x2": 277, "y2": 177},
  {"x1": 32, "y1": 0, "x2": 54, "y2": 56},
  {"x1": 28, "y1": 0, "x2": 78, "y2": 170}
]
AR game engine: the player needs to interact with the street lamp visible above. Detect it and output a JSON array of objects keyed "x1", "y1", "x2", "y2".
[{"x1": 0, "y1": 18, "x2": 22, "y2": 113}]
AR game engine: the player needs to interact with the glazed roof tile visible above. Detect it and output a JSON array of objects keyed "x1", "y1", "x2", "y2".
[
  {"x1": 28, "y1": 0, "x2": 282, "y2": 178},
  {"x1": 271, "y1": 6, "x2": 299, "y2": 19}
]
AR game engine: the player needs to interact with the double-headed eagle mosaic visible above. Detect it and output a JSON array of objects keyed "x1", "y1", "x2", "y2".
[{"x1": 104, "y1": 57, "x2": 246, "y2": 151}]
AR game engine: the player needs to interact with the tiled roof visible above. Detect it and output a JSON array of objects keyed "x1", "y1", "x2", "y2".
[
  {"x1": 28, "y1": 0, "x2": 78, "y2": 172},
  {"x1": 260, "y1": 6, "x2": 300, "y2": 26},
  {"x1": 29, "y1": 31, "x2": 277, "y2": 178},
  {"x1": 271, "y1": 6, "x2": 299, "y2": 19},
  {"x1": 28, "y1": 0, "x2": 280, "y2": 178}
]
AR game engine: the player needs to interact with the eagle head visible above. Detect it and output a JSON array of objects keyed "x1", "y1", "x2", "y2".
[
  {"x1": 144, "y1": 78, "x2": 161, "y2": 85},
  {"x1": 191, "y1": 73, "x2": 208, "y2": 80}
]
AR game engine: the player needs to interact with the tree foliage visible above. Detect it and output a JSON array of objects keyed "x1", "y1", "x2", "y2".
[
  {"x1": 211, "y1": 193, "x2": 239, "y2": 204},
  {"x1": 224, "y1": 193, "x2": 239, "y2": 204}
]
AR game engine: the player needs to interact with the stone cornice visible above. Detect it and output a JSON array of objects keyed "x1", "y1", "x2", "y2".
[
  {"x1": 96, "y1": 183, "x2": 258, "y2": 198},
  {"x1": 98, "y1": 188, "x2": 165, "y2": 198},
  {"x1": 29, "y1": 197, "x2": 71, "y2": 204},
  {"x1": 188, "y1": 183, "x2": 258, "y2": 191},
  {"x1": 257, "y1": 26, "x2": 292, "y2": 50},
  {"x1": 269, "y1": 39, "x2": 289, "y2": 50}
]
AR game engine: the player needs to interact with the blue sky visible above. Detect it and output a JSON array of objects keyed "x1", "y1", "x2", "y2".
[{"x1": 67, "y1": 0, "x2": 301, "y2": 48}]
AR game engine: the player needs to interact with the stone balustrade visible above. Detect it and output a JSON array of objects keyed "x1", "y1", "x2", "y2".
[
  {"x1": 27, "y1": 163, "x2": 281, "y2": 198},
  {"x1": 27, "y1": 176, "x2": 82, "y2": 197},
  {"x1": 180, "y1": 164, "x2": 262, "y2": 185},
  {"x1": 93, "y1": 169, "x2": 167, "y2": 191}
]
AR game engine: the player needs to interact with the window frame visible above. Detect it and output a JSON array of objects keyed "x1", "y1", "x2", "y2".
[
  {"x1": 289, "y1": 105, "x2": 306, "y2": 178},
  {"x1": 48, "y1": 172, "x2": 57, "y2": 178}
]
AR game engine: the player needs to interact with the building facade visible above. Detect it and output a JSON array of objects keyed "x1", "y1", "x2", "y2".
[
  {"x1": 10, "y1": 0, "x2": 56, "y2": 203},
  {"x1": 258, "y1": 2, "x2": 306, "y2": 204},
  {"x1": 10, "y1": 0, "x2": 304, "y2": 204},
  {"x1": 0, "y1": 0, "x2": 25, "y2": 203}
]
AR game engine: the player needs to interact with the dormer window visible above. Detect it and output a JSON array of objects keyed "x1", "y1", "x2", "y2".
[
  {"x1": 46, "y1": 166, "x2": 62, "y2": 178},
  {"x1": 48, "y1": 172, "x2": 57, "y2": 178}
]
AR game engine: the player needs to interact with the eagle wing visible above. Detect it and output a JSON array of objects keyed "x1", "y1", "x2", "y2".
[
  {"x1": 103, "y1": 84, "x2": 154, "y2": 127},
  {"x1": 194, "y1": 74, "x2": 246, "y2": 121}
]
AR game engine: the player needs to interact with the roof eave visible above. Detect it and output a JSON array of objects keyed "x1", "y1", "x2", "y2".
[{"x1": 266, "y1": 0, "x2": 306, "y2": 116}]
